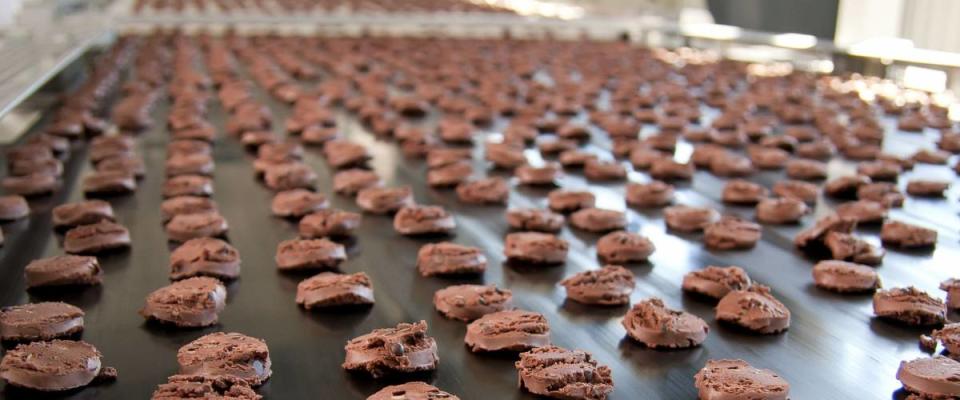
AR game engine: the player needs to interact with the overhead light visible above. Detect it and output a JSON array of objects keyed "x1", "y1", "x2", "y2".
[{"x1": 770, "y1": 33, "x2": 817, "y2": 49}]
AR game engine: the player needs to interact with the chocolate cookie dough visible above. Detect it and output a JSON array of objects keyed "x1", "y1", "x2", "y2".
[
  {"x1": 755, "y1": 197, "x2": 808, "y2": 224},
  {"x1": 342, "y1": 321, "x2": 438, "y2": 378},
  {"x1": 897, "y1": 356, "x2": 960, "y2": 399},
  {"x1": 393, "y1": 205, "x2": 456, "y2": 235},
  {"x1": 356, "y1": 186, "x2": 415, "y2": 214},
  {"x1": 560, "y1": 265, "x2": 635, "y2": 305},
  {"x1": 626, "y1": 181, "x2": 674, "y2": 208},
  {"x1": 52, "y1": 200, "x2": 114, "y2": 228},
  {"x1": 704, "y1": 216, "x2": 762, "y2": 250},
  {"x1": 0, "y1": 195, "x2": 29, "y2": 220},
  {"x1": 873, "y1": 287, "x2": 946, "y2": 326},
  {"x1": 0, "y1": 340, "x2": 116, "y2": 391},
  {"x1": 177, "y1": 332, "x2": 272, "y2": 385},
  {"x1": 434, "y1": 284, "x2": 512, "y2": 322},
  {"x1": 271, "y1": 189, "x2": 328, "y2": 218},
  {"x1": 622, "y1": 298, "x2": 708, "y2": 348},
  {"x1": 275, "y1": 238, "x2": 346, "y2": 271},
  {"x1": 722, "y1": 180, "x2": 768, "y2": 205},
  {"x1": 907, "y1": 179, "x2": 950, "y2": 197},
  {"x1": 812, "y1": 260, "x2": 880, "y2": 293},
  {"x1": 695, "y1": 359, "x2": 789, "y2": 400},
  {"x1": 64, "y1": 221, "x2": 130, "y2": 254},
  {"x1": 569, "y1": 208, "x2": 626, "y2": 233},
  {"x1": 165, "y1": 211, "x2": 229, "y2": 242},
  {"x1": 296, "y1": 272, "x2": 374, "y2": 309},
  {"x1": 298, "y1": 209, "x2": 362, "y2": 238},
  {"x1": 881, "y1": 220, "x2": 937, "y2": 248},
  {"x1": 141, "y1": 277, "x2": 227, "y2": 328},
  {"x1": 417, "y1": 242, "x2": 486, "y2": 276},
  {"x1": 456, "y1": 177, "x2": 509, "y2": 205},
  {"x1": 506, "y1": 208, "x2": 564, "y2": 232},
  {"x1": 682, "y1": 265, "x2": 751, "y2": 300},
  {"x1": 24, "y1": 255, "x2": 101, "y2": 289},
  {"x1": 548, "y1": 189, "x2": 595, "y2": 213},
  {"x1": 716, "y1": 285, "x2": 790, "y2": 334},
  {"x1": 160, "y1": 196, "x2": 217, "y2": 222},
  {"x1": 515, "y1": 345, "x2": 613, "y2": 400},
  {"x1": 465, "y1": 310, "x2": 550, "y2": 352},
  {"x1": 504, "y1": 232, "x2": 568, "y2": 264},
  {"x1": 152, "y1": 375, "x2": 260, "y2": 400},
  {"x1": 170, "y1": 237, "x2": 241, "y2": 280},
  {"x1": 664, "y1": 205, "x2": 720, "y2": 232},
  {"x1": 333, "y1": 169, "x2": 382, "y2": 196},
  {"x1": 596, "y1": 231, "x2": 655, "y2": 264},
  {"x1": 824, "y1": 231, "x2": 885, "y2": 265},
  {"x1": 835, "y1": 200, "x2": 888, "y2": 224},
  {"x1": 0, "y1": 302, "x2": 84, "y2": 341}
]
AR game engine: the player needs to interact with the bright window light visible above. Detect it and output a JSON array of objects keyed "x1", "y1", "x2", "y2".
[{"x1": 902, "y1": 65, "x2": 947, "y2": 93}]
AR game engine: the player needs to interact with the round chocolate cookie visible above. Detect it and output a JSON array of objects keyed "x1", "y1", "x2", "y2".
[
  {"x1": 755, "y1": 197, "x2": 808, "y2": 224},
  {"x1": 0, "y1": 302, "x2": 84, "y2": 341},
  {"x1": 650, "y1": 158, "x2": 693, "y2": 180},
  {"x1": 3, "y1": 173, "x2": 59, "y2": 196},
  {"x1": 342, "y1": 321, "x2": 438, "y2": 378},
  {"x1": 569, "y1": 207, "x2": 626, "y2": 233},
  {"x1": 682, "y1": 265, "x2": 751, "y2": 300},
  {"x1": 881, "y1": 220, "x2": 937, "y2": 248},
  {"x1": 165, "y1": 211, "x2": 229, "y2": 242},
  {"x1": 716, "y1": 285, "x2": 790, "y2": 334},
  {"x1": 835, "y1": 200, "x2": 887, "y2": 224},
  {"x1": 622, "y1": 297, "x2": 709, "y2": 348},
  {"x1": 416, "y1": 242, "x2": 486, "y2": 276},
  {"x1": 434, "y1": 284, "x2": 512, "y2": 322},
  {"x1": 178, "y1": 332, "x2": 272, "y2": 385},
  {"x1": 24, "y1": 255, "x2": 102, "y2": 288},
  {"x1": 367, "y1": 381, "x2": 458, "y2": 400},
  {"x1": 465, "y1": 310, "x2": 550, "y2": 352},
  {"x1": 141, "y1": 277, "x2": 227, "y2": 328},
  {"x1": 941, "y1": 279, "x2": 960, "y2": 309},
  {"x1": 932, "y1": 323, "x2": 960, "y2": 353},
  {"x1": 721, "y1": 180, "x2": 768, "y2": 205},
  {"x1": 63, "y1": 221, "x2": 131, "y2": 254},
  {"x1": 858, "y1": 182, "x2": 905, "y2": 207},
  {"x1": 548, "y1": 189, "x2": 595, "y2": 213},
  {"x1": 393, "y1": 205, "x2": 456, "y2": 235},
  {"x1": 0, "y1": 340, "x2": 115, "y2": 391},
  {"x1": 271, "y1": 189, "x2": 328, "y2": 218},
  {"x1": 504, "y1": 232, "x2": 568, "y2": 264},
  {"x1": 296, "y1": 272, "x2": 374, "y2": 309},
  {"x1": 695, "y1": 359, "x2": 789, "y2": 400},
  {"x1": 505, "y1": 208, "x2": 564, "y2": 232},
  {"x1": 596, "y1": 231, "x2": 655, "y2": 264},
  {"x1": 772, "y1": 180, "x2": 818, "y2": 204},
  {"x1": 907, "y1": 179, "x2": 950, "y2": 197},
  {"x1": 52, "y1": 200, "x2": 114, "y2": 228},
  {"x1": 515, "y1": 345, "x2": 613, "y2": 400},
  {"x1": 163, "y1": 175, "x2": 213, "y2": 198},
  {"x1": 785, "y1": 159, "x2": 827, "y2": 180},
  {"x1": 456, "y1": 177, "x2": 509, "y2": 205},
  {"x1": 824, "y1": 175, "x2": 871, "y2": 199},
  {"x1": 794, "y1": 214, "x2": 857, "y2": 249},
  {"x1": 356, "y1": 186, "x2": 415, "y2": 214},
  {"x1": 515, "y1": 163, "x2": 562, "y2": 186},
  {"x1": 873, "y1": 287, "x2": 946, "y2": 326},
  {"x1": 560, "y1": 265, "x2": 635, "y2": 305},
  {"x1": 427, "y1": 161, "x2": 472, "y2": 187},
  {"x1": 0, "y1": 195, "x2": 29, "y2": 220},
  {"x1": 152, "y1": 374, "x2": 260, "y2": 400},
  {"x1": 897, "y1": 356, "x2": 960, "y2": 399},
  {"x1": 170, "y1": 237, "x2": 241, "y2": 280},
  {"x1": 275, "y1": 238, "x2": 346, "y2": 271},
  {"x1": 264, "y1": 163, "x2": 317, "y2": 191},
  {"x1": 160, "y1": 196, "x2": 217, "y2": 222},
  {"x1": 298, "y1": 209, "x2": 362, "y2": 238},
  {"x1": 703, "y1": 216, "x2": 762, "y2": 250},
  {"x1": 584, "y1": 159, "x2": 626, "y2": 181},
  {"x1": 333, "y1": 169, "x2": 382, "y2": 196},
  {"x1": 823, "y1": 231, "x2": 885, "y2": 265},
  {"x1": 812, "y1": 260, "x2": 880, "y2": 293},
  {"x1": 664, "y1": 205, "x2": 720, "y2": 232},
  {"x1": 626, "y1": 181, "x2": 674, "y2": 208}
]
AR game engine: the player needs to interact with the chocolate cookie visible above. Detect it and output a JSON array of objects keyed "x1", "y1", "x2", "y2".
[
  {"x1": 160, "y1": 196, "x2": 217, "y2": 222},
  {"x1": 704, "y1": 216, "x2": 762, "y2": 250},
  {"x1": 177, "y1": 332, "x2": 272, "y2": 385},
  {"x1": 931, "y1": 323, "x2": 960, "y2": 352},
  {"x1": 393, "y1": 205, "x2": 456, "y2": 235},
  {"x1": 559, "y1": 150, "x2": 597, "y2": 168},
  {"x1": 2, "y1": 173, "x2": 59, "y2": 196},
  {"x1": 296, "y1": 272, "x2": 374, "y2": 309},
  {"x1": 812, "y1": 260, "x2": 880, "y2": 293},
  {"x1": 856, "y1": 161, "x2": 902, "y2": 181},
  {"x1": 271, "y1": 189, "x2": 328, "y2": 218},
  {"x1": 487, "y1": 142, "x2": 528, "y2": 169},
  {"x1": 163, "y1": 175, "x2": 213, "y2": 198},
  {"x1": 427, "y1": 161, "x2": 472, "y2": 187},
  {"x1": 881, "y1": 220, "x2": 937, "y2": 248},
  {"x1": 716, "y1": 285, "x2": 790, "y2": 334},
  {"x1": 24, "y1": 255, "x2": 101, "y2": 289},
  {"x1": 515, "y1": 163, "x2": 562, "y2": 186},
  {"x1": 907, "y1": 179, "x2": 950, "y2": 197},
  {"x1": 165, "y1": 211, "x2": 229, "y2": 242},
  {"x1": 356, "y1": 186, "x2": 415, "y2": 214},
  {"x1": 434, "y1": 284, "x2": 512, "y2": 322},
  {"x1": 664, "y1": 205, "x2": 720, "y2": 232},
  {"x1": 367, "y1": 382, "x2": 458, "y2": 400},
  {"x1": 82, "y1": 170, "x2": 136, "y2": 195},
  {"x1": 596, "y1": 231, "x2": 655, "y2": 264},
  {"x1": 170, "y1": 237, "x2": 241, "y2": 280},
  {"x1": 417, "y1": 242, "x2": 486, "y2": 276},
  {"x1": 755, "y1": 197, "x2": 808, "y2": 224},
  {"x1": 298, "y1": 209, "x2": 362, "y2": 238},
  {"x1": 649, "y1": 158, "x2": 693, "y2": 180},
  {"x1": 794, "y1": 214, "x2": 857, "y2": 249},
  {"x1": 560, "y1": 265, "x2": 635, "y2": 305},
  {"x1": 584, "y1": 159, "x2": 626, "y2": 181},
  {"x1": 622, "y1": 297, "x2": 708, "y2": 348},
  {"x1": 772, "y1": 180, "x2": 818, "y2": 203},
  {"x1": 835, "y1": 200, "x2": 887, "y2": 224},
  {"x1": 64, "y1": 221, "x2": 130, "y2": 254},
  {"x1": 569, "y1": 208, "x2": 626, "y2": 233},
  {"x1": 0, "y1": 195, "x2": 29, "y2": 220},
  {"x1": 785, "y1": 159, "x2": 827, "y2": 180},
  {"x1": 264, "y1": 163, "x2": 317, "y2": 191},
  {"x1": 873, "y1": 287, "x2": 946, "y2": 326},
  {"x1": 548, "y1": 189, "x2": 595, "y2": 213},
  {"x1": 52, "y1": 200, "x2": 114, "y2": 229},
  {"x1": 0, "y1": 302, "x2": 84, "y2": 341},
  {"x1": 625, "y1": 181, "x2": 674, "y2": 208},
  {"x1": 504, "y1": 232, "x2": 568, "y2": 264},
  {"x1": 682, "y1": 265, "x2": 751, "y2": 300},
  {"x1": 940, "y1": 279, "x2": 960, "y2": 309},
  {"x1": 824, "y1": 175, "x2": 871, "y2": 199},
  {"x1": 465, "y1": 310, "x2": 550, "y2": 352},
  {"x1": 141, "y1": 277, "x2": 227, "y2": 327},
  {"x1": 456, "y1": 177, "x2": 509, "y2": 205},
  {"x1": 695, "y1": 359, "x2": 789, "y2": 400},
  {"x1": 333, "y1": 169, "x2": 382, "y2": 196},
  {"x1": 152, "y1": 374, "x2": 260, "y2": 400},
  {"x1": 515, "y1": 345, "x2": 613, "y2": 400},
  {"x1": 506, "y1": 208, "x2": 564, "y2": 232},
  {"x1": 722, "y1": 180, "x2": 768, "y2": 205},
  {"x1": 166, "y1": 153, "x2": 214, "y2": 177},
  {"x1": 275, "y1": 238, "x2": 346, "y2": 271},
  {"x1": 823, "y1": 231, "x2": 885, "y2": 265},
  {"x1": 858, "y1": 182, "x2": 905, "y2": 207},
  {"x1": 342, "y1": 321, "x2": 438, "y2": 378},
  {"x1": 0, "y1": 340, "x2": 116, "y2": 391},
  {"x1": 897, "y1": 356, "x2": 960, "y2": 399}
]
